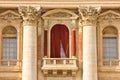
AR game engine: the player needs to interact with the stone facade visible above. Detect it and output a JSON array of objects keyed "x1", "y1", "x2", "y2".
[{"x1": 0, "y1": 0, "x2": 120, "y2": 80}]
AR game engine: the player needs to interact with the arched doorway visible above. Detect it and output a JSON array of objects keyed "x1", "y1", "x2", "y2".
[{"x1": 51, "y1": 24, "x2": 69, "y2": 58}]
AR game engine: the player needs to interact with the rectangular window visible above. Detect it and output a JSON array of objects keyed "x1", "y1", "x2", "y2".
[
  {"x1": 2, "y1": 37, "x2": 17, "y2": 66},
  {"x1": 103, "y1": 37, "x2": 117, "y2": 59},
  {"x1": 103, "y1": 37, "x2": 118, "y2": 66}
]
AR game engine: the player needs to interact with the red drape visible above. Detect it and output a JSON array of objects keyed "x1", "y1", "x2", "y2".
[
  {"x1": 72, "y1": 30, "x2": 76, "y2": 57},
  {"x1": 44, "y1": 30, "x2": 47, "y2": 56},
  {"x1": 51, "y1": 24, "x2": 69, "y2": 58}
]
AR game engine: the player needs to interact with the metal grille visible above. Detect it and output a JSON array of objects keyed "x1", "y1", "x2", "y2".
[
  {"x1": 103, "y1": 37, "x2": 117, "y2": 59},
  {"x1": 2, "y1": 37, "x2": 17, "y2": 65},
  {"x1": 103, "y1": 37, "x2": 118, "y2": 66}
]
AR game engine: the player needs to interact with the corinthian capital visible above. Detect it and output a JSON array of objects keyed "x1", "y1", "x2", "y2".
[
  {"x1": 79, "y1": 6, "x2": 101, "y2": 26},
  {"x1": 18, "y1": 6, "x2": 40, "y2": 25}
]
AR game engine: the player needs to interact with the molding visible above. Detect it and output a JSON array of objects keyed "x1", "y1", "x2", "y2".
[
  {"x1": 99, "y1": 10, "x2": 120, "y2": 17},
  {"x1": 98, "y1": 10, "x2": 120, "y2": 23},
  {"x1": 0, "y1": 10, "x2": 21, "y2": 23},
  {"x1": 1, "y1": 1, "x2": 120, "y2": 9},
  {"x1": 42, "y1": 9, "x2": 78, "y2": 20},
  {"x1": 0, "y1": 10, "x2": 20, "y2": 17}
]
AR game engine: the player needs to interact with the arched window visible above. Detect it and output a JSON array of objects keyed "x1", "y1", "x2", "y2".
[
  {"x1": 102, "y1": 26, "x2": 118, "y2": 65},
  {"x1": 2, "y1": 26, "x2": 17, "y2": 65},
  {"x1": 50, "y1": 24, "x2": 69, "y2": 58}
]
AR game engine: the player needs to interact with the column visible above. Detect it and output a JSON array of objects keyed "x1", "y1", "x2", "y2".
[
  {"x1": 19, "y1": 6, "x2": 40, "y2": 80},
  {"x1": 79, "y1": 6, "x2": 101, "y2": 80}
]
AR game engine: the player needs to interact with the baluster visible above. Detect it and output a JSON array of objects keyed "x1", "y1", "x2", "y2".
[
  {"x1": 110, "y1": 60, "x2": 112, "y2": 66},
  {"x1": 73, "y1": 59, "x2": 76, "y2": 65},
  {"x1": 69, "y1": 59, "x2": 73, "y2": 64},
  {"x1": 19, "y1": 60, "x2": 21, "y2": 67},
  {"x1": 8, "y1": 61, "x2": 10, "y2": 66},
  {"x1": 43, "y1": 59, "x2": 46, "y2": 65},
  {"x1": 53, "y1": 59, "x2": 56, "y2": 64},
  {"x1": 119, "y1": 60, "x2": 120, "y2": 66},
  {"x1": 63, "y1": 59, "x2": 66, "y2": 65}
]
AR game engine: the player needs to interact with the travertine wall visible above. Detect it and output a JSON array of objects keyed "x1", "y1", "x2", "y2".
[{"x1": 0, "y1": 1, "x2": 120, "y2": 80}]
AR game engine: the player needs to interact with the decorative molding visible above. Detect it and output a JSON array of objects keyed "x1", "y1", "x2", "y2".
[
  {"x1": 2, "y1": 26, "x2": 17, "y2": 34},
  {"x1": 102, "y1": 26, "x2": 117, "y2": 35},
  {"x1": 47, "y1": 12, "x2": 72, "y2": 18},
  {"x1": 42, "y1": 9, "x2": 78, "y2": 20},
  {"x1": 18, "y1": 6, "x2": 40, "y2": 26},
  {"x1": 79, "y1": 6, "x2": 101, "y2": 26},
  {"x1": 0, "y1": 10, "x2": 20, "y2": 23},
  {"x1": 98, "y1": 10, "x2": 120, "y2": 23}
]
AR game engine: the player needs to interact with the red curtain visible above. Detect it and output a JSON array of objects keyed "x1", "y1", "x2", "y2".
[
  {"x1": 51, "y1": 24, "x2": 69, "y2": 58},
  {"x1": 44, "y1": 30, "x2": 47, "y2": 57},
  {"x1": 72, "y1": 30, "x2": 76, "y2": 56}
]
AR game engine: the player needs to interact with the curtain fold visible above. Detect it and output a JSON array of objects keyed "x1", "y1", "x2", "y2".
[
  {"x1": 60, "y1": 25, "x2": 69, "y2": 58},
  {"x1": 51, "y1": 24, "x2": 69, "y2": 58},
  {"x1": 60, "y1": 41, "x2": 66, "y2": 58}
]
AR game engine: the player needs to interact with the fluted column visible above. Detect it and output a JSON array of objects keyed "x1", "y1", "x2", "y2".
[
  {"x1": 79, "y1": 6, "x2": 101, "y2": 80},
  {"x1": 19, "y1": 6, "x2": 40, "y2": 80}
]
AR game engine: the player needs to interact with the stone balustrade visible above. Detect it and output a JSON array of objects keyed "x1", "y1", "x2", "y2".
[
  {"x1": 102, "y1": 59, "x2": 120, "y2": 66},
  {"x1": 42, "y1": 58, "x2": 78, "y2": 76},
  {"x1": 0, "y1": 60, "x2": 22, "y2": 67}
]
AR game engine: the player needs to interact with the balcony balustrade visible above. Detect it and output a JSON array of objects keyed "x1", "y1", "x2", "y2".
[
  {"x1": 102, "y1": 59, "x2": 120, "y2": 66},
  {"x1": 98, "y1": 59, "x2": 120, "y2": 71},
  {"x1": 0, "y1": 60, "x2": 22, "y2": 71},
  {"x1": 42, "y1": 58, "x2": 78, "y2": 76}
]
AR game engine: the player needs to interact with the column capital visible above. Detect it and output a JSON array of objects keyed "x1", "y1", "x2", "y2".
[
  {"x1": 79, "y1": 6, "x2": 101, "y2": 26},
  {"x1": 18, "y1": 6, "x2": 40, "y2": 26}
]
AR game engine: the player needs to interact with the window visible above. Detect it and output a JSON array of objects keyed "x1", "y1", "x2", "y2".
[
  {"x1": 102, "y1": 26, "x2": 118, "y2": 66},
  {"x1": 103, "y1": 37, "x2": 117, "y2": 59},
  {"x1": 50, "y1": 24, "x2": 69, "y2": 58},
  {"x1": 2, "y1": 26, "x2": 17, "y2": 66}
]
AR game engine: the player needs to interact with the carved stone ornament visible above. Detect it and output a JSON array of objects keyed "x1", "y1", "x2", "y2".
[
  {"x1": 0, "y1": 10, "x2": 20, "y2": 23},
  {"x1": 42, "y1": 9, "x2": 78, "y2": 20},
  {"x1": 47, "y1": 12, "x2": 72, "y2": 18},
  {"x1": 79, "y1": 6, "x2": 101, "y2": 26},
  {"x1": 18, "y1": 6, "x2": 40, "y2": 25},
  {"x1": 98, "y1": 10, "x2": 120, "y2": 24},
  {"x1": 2, "y1": 26, "x2": 17, "y2": 34},
  {"x1": 102, "y1": 26, "x2": 117, "y2": 35}
]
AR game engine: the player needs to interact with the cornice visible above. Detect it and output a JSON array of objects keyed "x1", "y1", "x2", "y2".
[{"x1": 0, "y1": 1, "x2": 120, "y2": 8}]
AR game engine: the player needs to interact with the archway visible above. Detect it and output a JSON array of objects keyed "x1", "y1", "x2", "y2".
[{"x1": 51, "y1": 24, "x2": 69, "y2": 58}]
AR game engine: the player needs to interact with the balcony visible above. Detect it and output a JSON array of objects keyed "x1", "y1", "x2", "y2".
[
  {"x1": 103, "y1": 59, "x2": 120, "y2": 66},
  {"x1": 0, "y1": 60, "x2": 22, "y2": 71},
  {"x1": 42, "y1": 58, "x2": 78, "y2": 76},
  {"x1": 99, "y1": 59, "x2": 120, "y2": 71}
]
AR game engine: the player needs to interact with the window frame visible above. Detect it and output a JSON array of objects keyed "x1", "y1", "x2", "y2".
[
  {"x1": 1, "y1": 26, "x2": 18, "y2": 66},
  {"x1": 101, "y1": 26, "x2": 118, "y2": 67}
]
